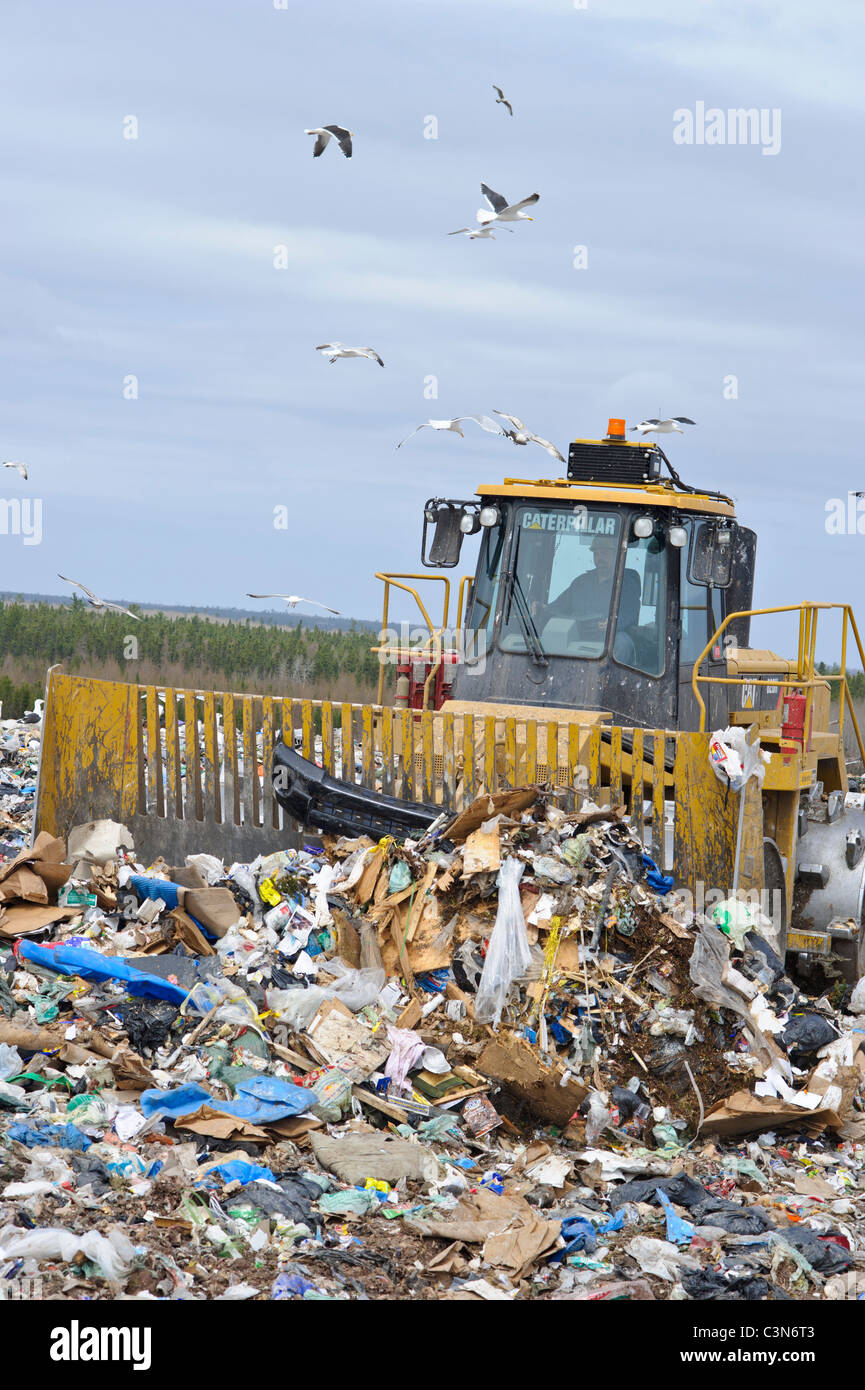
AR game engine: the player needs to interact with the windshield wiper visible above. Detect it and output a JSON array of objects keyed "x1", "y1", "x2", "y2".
[{"x1": 508, "y1": 571, "x2": 549, "y2": 669}]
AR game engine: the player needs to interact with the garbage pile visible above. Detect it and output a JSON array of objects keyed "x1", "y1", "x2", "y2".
[
  {"x1": 1, "y1": 788, "x2": 865, "y2": 1302},
  {"x1": 0, "y1": 707, "x2": 40, "y2": 860}
]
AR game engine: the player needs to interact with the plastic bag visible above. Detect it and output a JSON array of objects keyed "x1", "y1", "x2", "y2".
[
  {"x1": 268, "y1": 960, "x2": 386, "y2": 1029},
  {"x1": 0, "y1": 1225, "x2": 137, "y2": 1282},
  {"x1": 656, "y1": 1188, "x2": 695, "y2": 1245},
  {"x1": 0, "y1": 1043, "x2": 22, "y2": 1081},
  {"x1": 313, "y1": 863, "x2": 338, "y2": 928},
  {"x1": 585, "y1": 1091, "x2": 612, "y2": 1145},
  {"x1": 185, "y1": 853, "x2": 225, "y2": 885},
  {"x1": 473, "y1": 858, "x2": 530, "y2": 1027},
  {"x1": 309, "y1": 1069, "x2": 354, "y2": 1123},
  {"x1": 708, "y1": 726, "x2": 766, "y2": 794}
]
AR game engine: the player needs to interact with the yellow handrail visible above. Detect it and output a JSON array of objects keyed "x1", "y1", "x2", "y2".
[
  {"x1": 373, "y1": 572, "x2": 451, "y2": 705},
  {"x1": 690, "y1": 602, "x2": 865, "y2": 766}
]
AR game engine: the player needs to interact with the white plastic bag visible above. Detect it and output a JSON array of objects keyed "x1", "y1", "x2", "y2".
[
  {"x1": 0, "y1": 1225, "x2": 136, "y2": 1282},
  {"x1": 473, "y1": 857, "x2": 530, "y2": 1028},
  {"x1": 268, "y1": 960, "x2": 386, "y2": 1030},
  {"x1": 708, "y1": 726, "x2": 765, "y2": 794},
  {"x1": 313, "y1": 863, "x2": 338, "y2": 928}
]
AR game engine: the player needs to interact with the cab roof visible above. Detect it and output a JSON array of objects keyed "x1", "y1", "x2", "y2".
[{"x1": 476, "y1": 477, "x2": 735, "y2": 518}]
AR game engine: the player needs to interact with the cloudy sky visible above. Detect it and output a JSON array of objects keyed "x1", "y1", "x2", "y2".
[{"x1": 0, "y1": 0, "x2": 862, "y2": 656}]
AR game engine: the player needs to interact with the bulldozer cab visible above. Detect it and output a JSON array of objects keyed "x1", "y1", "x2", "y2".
[{"x1": 426, "y1": 427, "x2": 758, "y2": 730}]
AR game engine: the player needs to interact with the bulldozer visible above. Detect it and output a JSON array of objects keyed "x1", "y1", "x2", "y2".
[{"x1": 34, "y1": 419, "x2": 865, "y2": 979}]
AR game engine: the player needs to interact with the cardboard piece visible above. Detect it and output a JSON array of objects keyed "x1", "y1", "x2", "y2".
[
  {"x1": 409, "y1": 1188, "x2": 560, "y2": 1275},
  {"x1": 445, "y1": 789, "x2": 538, "y2": 844},
  {"x1": 702, "y1": 1089, "x2": 845, "y2": 1138},
  {"x1": 173, "y1": 1107, "x2": 271, "y2": 1142},
  {"x1": 0, "y1": 865, "x2": 49, "y2": 905},
  {"x1": 477, "y1": 1033, "x2": 588, "y2": 1127},
  {"x1": 305, "y1": 998, "x2": 389, "y2": 1082},
  {"x1": 182, "y1": 887, "x2": 241, "y2": 939},
  {"x1": 461, "y1": 828, "x2": 501, "y2": 877},
  {"x1": 0, "y1": 904, "x2": 81, "y2": 936}
]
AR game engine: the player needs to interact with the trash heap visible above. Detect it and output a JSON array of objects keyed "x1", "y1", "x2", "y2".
[
  {"x1": 1, "y1": 788, "x2": 865, "y2": 1302},
  {"x1": 0, "y1": 710, "x2": 40, "y2": 860}
]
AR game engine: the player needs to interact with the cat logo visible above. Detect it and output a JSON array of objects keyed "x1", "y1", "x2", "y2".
[{"x1": 742, "y1": 682, "x2": 757, "y2": 708}]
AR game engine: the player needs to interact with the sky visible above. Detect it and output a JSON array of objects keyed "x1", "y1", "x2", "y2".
[{"x1": 0, "y1": 0, "x2": 863, "y2": 658}]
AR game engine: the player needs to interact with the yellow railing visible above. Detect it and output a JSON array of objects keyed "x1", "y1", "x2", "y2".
[
  {"x1": 691, "y1": 602, "x2": 865, "y2": 765},
  {"x1": 372, "y1": 570, "x2": 471, "y2": 708}
]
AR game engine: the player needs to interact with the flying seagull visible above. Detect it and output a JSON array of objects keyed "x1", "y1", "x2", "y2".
[
  {"x1": 448, "y1": 225, "x2": 514, "y2": 240},
  {"x1": 493, "y1": 411, "x2": 565, "y2": 463},
  {"x1": 477, "y1": 184, "x2": 539, "y2": 226},
  {"x1": 396, "y1": 416, "x2": 504, "y2": 449},
  {"x1": 315, "y1": 343, "x2": 384, "y2": 367},
  {"x1": 492, "y1": 85, "x2": 513, "y2": 116},
  {"x1": 630, "y1": 417, "x2": 696, "y2": 436},
  {"x1": 304, "y1": 125, "x2": 353, "y2": 158},
  {"x1": 57, "y1": 574, "x2": 141, "y2": 620},
  {"x1": 246, "y1": 594, "x2": 340, "y2": 615},
  {"x1": 2, "y1": 461, "x2": 28, "y2": 480}
]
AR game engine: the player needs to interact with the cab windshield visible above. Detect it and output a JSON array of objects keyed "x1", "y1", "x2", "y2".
[{"x1": 498, "y1": 504, "x2": 667, "y2": 675}]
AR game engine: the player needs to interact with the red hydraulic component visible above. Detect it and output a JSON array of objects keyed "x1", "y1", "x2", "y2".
[{"x1": 781, "y1": 691, "x2": 808, "y2": 746}]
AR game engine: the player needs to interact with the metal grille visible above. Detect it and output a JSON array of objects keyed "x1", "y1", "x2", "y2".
[{"x1": 567, "y1": 441, "x2": 660, "y2": 484}]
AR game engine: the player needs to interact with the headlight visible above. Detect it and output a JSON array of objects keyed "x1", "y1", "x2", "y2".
[
  {"x1": 633, "y1": 514, "x2": 654, "y2": 538},
  {"x1": 479, "y1": 506, "x2": 499, "y2": 528},
  {"x1": 668, "y1": 525, "x2": 688, "y2": 548},
  {"x1": 460, "y1": 511, "x2": 480, "y2": 535}
]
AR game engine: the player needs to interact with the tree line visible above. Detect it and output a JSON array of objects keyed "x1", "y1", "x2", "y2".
[{"x1": 0, "y1": 599, "x2": 383, "y2": 716}]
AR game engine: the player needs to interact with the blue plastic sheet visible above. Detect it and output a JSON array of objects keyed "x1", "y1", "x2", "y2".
[
  {"x1": 657, "y1": 1188, "x2": 695, "y2": 1244},
  {"x1": 548, "y1": 1216, "x2": 598, "y2": 1263},
  {"x1": 140, "y1": 1076, "x2": 314, "y2": 1126},
  {"x1": 272, "y1": 1270, "x2": 319, "y2": 1299},
  {"x1": 642, "y1": 854, "x2": 674, "y2": 895},
  {"x1": 16, "y1": 941, "x2": 191, "y2": 1006},
  {"x1": 200, "y1": 1160, "x2": 276, "y2": 1186},
  {"x1": 8, "y1": 1121, "x2": 92, "y2": 1151}
]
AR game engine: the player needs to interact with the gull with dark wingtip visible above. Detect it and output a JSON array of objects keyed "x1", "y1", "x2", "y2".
[{"x1": 304, "y1": 125, "x2": 353, "y2": 158}]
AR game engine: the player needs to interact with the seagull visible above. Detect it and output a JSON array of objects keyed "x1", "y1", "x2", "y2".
[
  {"x1": 57, "y1": 575, "x2": 141, "y2": 620},
  {"x1": 492, "y1": 86, "x2": 513, "y2": 116},
  {"x1": 493, "y1": 411, "x2": 565, "y2": 463},
  {"x1": 315, "y1": 343, "x2": 384, "y2": 367},
  {"x1": 21, "y1": 698, "x2": 43, "y2": 725},
  {"x1": 304, "y1": 125, "x2": 353, "y2": 158},
  {"x1": 448, "y1": 225, "x2": 514, "y2": 240},
  {"x1": 396, "y1": 416, "x2": 504, "y2": 449},
  {"x1": 477, "y1": 184, "x2": 539, "y2": 226},
  {"x1": 630, "y1": 417, "x2": 696, "y2": 436},
  {"x1": 246, "y1": 594, "x2": 340, "y2": 615},
  {"x1": 2, "y1": 461, "x2": 28, "y2": 480}
]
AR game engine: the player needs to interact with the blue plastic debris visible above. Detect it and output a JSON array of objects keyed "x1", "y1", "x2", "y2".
[
  {"x1": 16, "y1": 940, "x2": 191, "y2": 1007},
  {"x1": 8, "y1": 1121, "x2": 92, "y2": 1151},
  {"x1": 272, "y1": 1270, "x2": 319, "y2": 1299},
  {"x1": 641, "y1": 853, "x2": 674, "y2": 895},
  {"x1": 200, "y1": 1160, "x2": 276, "y2": 1186},
  {"x1": 657, "y1": 1188, "x2": 695, "y2": 1244},
  {"x1": 548, "y1": 1216, "x2": 598, "y2": 1263},
  {"x1": 140, "y1": 1076, "x2": 314, "y2": 1126}
]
